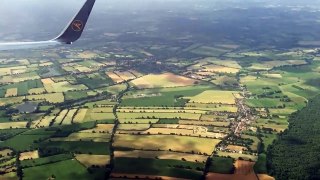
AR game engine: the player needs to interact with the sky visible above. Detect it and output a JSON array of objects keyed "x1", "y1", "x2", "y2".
[{"x1": 0, "y1": 0, "x2": 319, "y2": 42}]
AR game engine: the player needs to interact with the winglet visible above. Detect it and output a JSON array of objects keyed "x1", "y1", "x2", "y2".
[{"x1": 54, "y1": 0, "x2": 96, "y2": 44}]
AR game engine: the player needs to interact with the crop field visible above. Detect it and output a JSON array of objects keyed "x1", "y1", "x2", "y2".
[
  {"x1": 204, "y1": 64, "x2": 240, "y2": 74},
  {"x1": 84, "y1": 111, "x2": 115, "y2": 122},
  {"x1": 119, "y1": 118, "x2": 159, "y2": 124},
  {"x1": 35, "y1": 115, "x2": 55, "y2": 127},
  {"x1": 246, "y1": 98, "x2": 283, "y2": 108},
  {"x1": 205, "y1": 59, "x2": 242, "y2": 69},
  {"x1": 51, "y1": 132, "x2": 111, "y2": 142},
  {"x1": 80, "y1": 124, "x2": 114, "y2": 133},
  {"x1": 76, "y1": 154, "x2": 110, "y2": 167},
  {"x1": 42, "y1": 80, "x2": 88, "y2": 93},
  {"x1": 118, "y1": 124, "x2": 150, "y2": 131},
  {"x1": 185, "y1": 103, "x2": 238, "y2": 112},
  {"x1": 112, "y1": 157, "x2": 203, "y2": 179},
  {"x1": 117, "y1": 112, "x2": 201, "y2": 120},
  {"x1": 61, "y1": 109, "x2": 78, "y2": 125},
  {"x1": 19, "y1": 150, "x2": 39, "y2": 161},
  {"x1": 121, "y1": 85, "x2": 213, "y2": 107},
  {"x1": 191, "y1": 46, "x2": 229, "y2": 56},
  {"x1": 28, "y1": 88, "x2": 45, "y2": 95},
  {"x1": 118, "y1": 107, "x2": 207, "y2": 114},
  {"x1": 5, "y1": 88, "x2": 18, "y2": 97},
  {"x1": 114, "y1": 150, "x2": 208, "y2": 162},
  {"x1": 115, "y1": 71, "x2": 136, "y2": 81},
  {"x1": 76, "y1": 51, "x2": 99, "y2": 59},
  {"x1": 0, "y1": 130, "x2": 55, "y2": 151},
  {"x1": 104, "y1": 83, "x2": 127, "y2": 95},
  {"x1": 133, "y1": 127, "x2": 225, "y2": 138},
  {"x1": 55, "y1": 109, "x2": 68, "y2": 124},
  {"x1": 211, "y1": 75, "x2": 238, "y2": 87},
  {"x1": 27, "y1": 93, "x2": 64, "y2": 103},
  {"x1": 72, "y1": 109, "x2": 88, "y2": 123},
  {"x1": 0, "y1": 122, "x2": 27, "y2": 129},
  {"x1": 208, "y1": 156, "x2": 235, "y2": 174},
  {"x1": 217, "y1": 152, "x2": 258, "y2": 161},
  {"x1": 64, "y1": 91, "x2": 89, "y2": 101},
  {"x1": 107, "y1": 72, "x2": 124, "y2": 83},
  {"x1": 2, "y1": 7, "x2": 320, "y2": 180},
  {"x1": 23, "y1": 159, "x2": 93, "y2": 180},
  {"x1": 77, "y1": 73, "x2": 113, "y2": 89},
  {"x1": 113, "y1": 134, "x2": 221, "y2": 154},
  {"x1": 130, "y1": 73, "x2": 196, "y2": 89},
  {"x1": 186, "y1": 90, "x2": 238, "y2": 104}
]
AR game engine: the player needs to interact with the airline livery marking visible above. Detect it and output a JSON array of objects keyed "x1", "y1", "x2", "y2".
[{"x1": 72, "y1": 20, "x2": 84, "y2": 31}]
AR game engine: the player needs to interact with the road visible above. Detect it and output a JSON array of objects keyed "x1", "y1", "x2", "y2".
[{"x1": 231, "y1": 87, "x2": 255, "y2": 136}]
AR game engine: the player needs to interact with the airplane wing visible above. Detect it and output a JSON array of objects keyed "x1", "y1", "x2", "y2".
[{"x1": 0, "y1": 0, "x2": 96, "y2": 51}]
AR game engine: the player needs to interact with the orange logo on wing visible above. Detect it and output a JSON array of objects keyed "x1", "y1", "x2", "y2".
[{"x1": 71, "y1": 20, "x2": 83, "y2": 31}]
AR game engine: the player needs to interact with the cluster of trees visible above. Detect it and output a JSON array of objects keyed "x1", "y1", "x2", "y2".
[{"x1": 267, "y1": 95, "x2": 320, "y2": 180}]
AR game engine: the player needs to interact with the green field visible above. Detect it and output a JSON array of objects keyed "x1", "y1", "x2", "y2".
[
  {"x1": 113, "y1": 157, "x2": 203, "y2": 179},
  {"x1": 121, "y1": 85, "x2": 214, "y2": 107},
  {"x1": 23, "y1": 159, "x2": 96, "y2": 180},
  {"x1": 208, "y1": 157, "x2": 235, "y2": 174}
]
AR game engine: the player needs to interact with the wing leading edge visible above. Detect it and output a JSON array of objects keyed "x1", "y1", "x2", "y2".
[{"x1": 0, "y1": 0, "x2": 96, "y2": 51}]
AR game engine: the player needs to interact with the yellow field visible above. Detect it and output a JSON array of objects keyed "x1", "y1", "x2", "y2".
[
  {"x1": 115, "y1": 71, "x2": 136, "y2": 81},
  {"x1": 28, "y1": 88, "x2": 46, "y2": 95},
  {"x1": 136, "y1": 128, "x2": 225, "y2": 138},
  {"x1": 73, "y1": 109, "x2": 88, "y2": 123},
  {"x1": 43, "y1": 81, "x2": 88, "y2": 93},
  {"x1": 75, "y1": 154, "x2": 110, "y2": 168},
  {"x1": 0, "y1": 122, "x2": 27, "y2": 129},
  {"x1": 179, "y1": 120, "x2": 230, "y2": 127},
  {"x1": 75, "y1": 66, "x2": 92, "y2": 73},
  {"x1": 55, "y1": 109, "x2": 69, "y2": 124},
  {"x1": 204, "y1": 65, "x2": 240, "y2": 74},
  {"x1": 80, "y1": 124, "x2": 114, "y2": 133},
  {"x1": 62, "y1": 109, "x2": 78, "y2": 124},
  {"x1": 41, "y1": 78, "x2": 55, "y2": 84},
  {"x1": 227, "y1": 145, "x2": 247, "y2": 152},
  {"x1": 5, "y1": 88, "x2": 18, "y2": 97},
  {"x1": 0, "y1": 66, "x2": 27, "y2": 76},
  {"x1": 107, "y1": 72, "x2": 124, "y2": 83},
  {"x1": 118, "y1": 107, "x2": 207, "y2": 114},
  {"x1": 186, "y1": 90, "x2": 237, "y2": 104},
  {"x1": 91, "y1": 107, "x2": 114, "y2": 113},
  {"x1": 0, "y1": 172, "x2": 18, "y2": 180},
  {"x1": 118, "y1": 124, "x2": 150, "y2": 131},
  {"x1": 27, "y1": 93, "x2": 64, "y2": 103},
  {"x1": 77, "y1": 51, "x2": 98, "y2": 59},
  {"x1": 0, "y1": 149, "x2": 13, "y2": 158},
  {"x1": 207, "y1": 59, "x2": 241, "y2": 69},
  {"x1": 51, "y1": 132, "x2": 111, "y2": 142},
  {"x1": 115, "y1": 150, "x2": 208, "y2": 163},
  {"x1": 39, "y1": 62, "x2": 53, "y2": 67},
  {"x1": 217, "y1": 151, "x2": 258, "y2": 161},
  {"x1": 35, "y1": 116, "x2": 55, "y2": 128},
  {"x1": 84, "y1": 111, "x2": 115, "y2": 122},
  {"x1": 129, "y1": 70, "x2": 144, "y2": 77},
  {"x1": 11, "y1": 69, "x2": 26, "y2": 74},
  {"x1": 119, "y1": 119, "x2": 159, "y2": 124},
  {"x1": 19, "y1": 150, "x2": 39, "y2": 161},
  {"x1": 263, "y1": 74, "x2": 282, "y2": 78},
  {"x1": 113, "y1": 134, "x2": 221, "y2": 154},
  {"x1": 131, "y1": 73, "x2": 196, "y2": 89}
]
